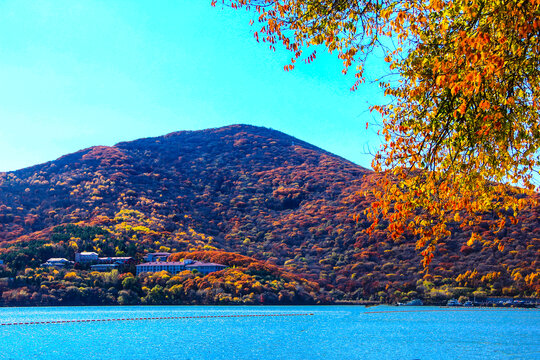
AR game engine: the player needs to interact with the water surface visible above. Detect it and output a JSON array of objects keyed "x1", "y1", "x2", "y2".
[{"x1": 0, "y1": 306, "x2": 538, "y2": 360}]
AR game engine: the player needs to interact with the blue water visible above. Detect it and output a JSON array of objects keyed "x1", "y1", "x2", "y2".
[{"x1": 0, "y1": 306, "x2": 538, "y2": 360}]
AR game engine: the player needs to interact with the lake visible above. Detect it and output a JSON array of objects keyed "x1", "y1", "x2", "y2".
[{"x1": 0, "y1": 306, "x2": 538, "y2": 360}]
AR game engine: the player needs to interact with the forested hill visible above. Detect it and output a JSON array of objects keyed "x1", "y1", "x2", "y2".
[{"x1": 0, "y1": 124, "x2": 538, "y2": 303}]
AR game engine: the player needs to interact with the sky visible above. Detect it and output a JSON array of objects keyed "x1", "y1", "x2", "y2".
[{"x1": 0, "y1": 0, "x2": 388, "y2": 172}]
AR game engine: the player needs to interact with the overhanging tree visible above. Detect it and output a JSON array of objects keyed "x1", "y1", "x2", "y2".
[{"x1": 216, "y1": 0, "x2": 540, "y2": 266}]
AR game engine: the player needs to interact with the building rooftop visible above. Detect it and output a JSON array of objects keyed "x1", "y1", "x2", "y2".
[
  {"x1": 91, "y1": 264, "x2": 118, "y2": 267},
  {"x1": 186, "y1": 261, "x2": 226, "y2": 267},
  {"x1": 137, "y1": 260, "x2": 226, "y2": 267},
  {"x1": 137, "y1": 261, "x2": 189, "y2": 266}
]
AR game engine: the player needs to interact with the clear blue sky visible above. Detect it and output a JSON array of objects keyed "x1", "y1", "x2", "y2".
[{"x1": 0, "y1": 0, "x2": 387, "y2": 172}]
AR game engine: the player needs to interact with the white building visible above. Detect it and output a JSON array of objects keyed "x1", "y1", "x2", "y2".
[
  {"x1": 136, "y1": 261, "x2": 187, "y2": 275},
  {"x1": 98, "y1": 257, "x2": 133, "y2": 265},
  {"x1": 186, "y1": 261, "x2": 227, "y2": 275},
  {"x1": 42, "y1": 258, "x2": 72, "y2": 268},
  {"x1": 91, "y1": 263, "x2": 119, "y2": 272},
  {"x1": 75, "y1": 252, "x2": 99, "y2": 263},
  {"x1": 136, "y1": 259, "x2": 226, "y2": 276}
]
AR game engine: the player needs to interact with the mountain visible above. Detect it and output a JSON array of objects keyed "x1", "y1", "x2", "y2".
[{"x1": 0, "y1": 124, "x2": 538, "y2": 305}]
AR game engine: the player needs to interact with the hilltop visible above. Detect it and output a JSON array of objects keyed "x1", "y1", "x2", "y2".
[{"x1": 0, "y1": 124, "x2": 538, "y2": 305}]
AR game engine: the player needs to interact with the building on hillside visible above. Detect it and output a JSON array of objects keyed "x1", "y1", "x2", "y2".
[
  {"x1": 75, "y1": 252, "x2": 99, "y2": 263},
  {"x1": 91, "y1": 263, "x2": 119, "y2": 272},
  {"x1": 186, "y1": 261, "x2": 227, "y2": 275},
  {"x1": 144, "y1": 252, "x2": 171, "y2": 262},
  {"x1": 136, "y1": 259, "x2": 226, "y2": 276},
  {"x1": 42, "y1": 258, "x2": 72, "y2": 268},
  {"x1": 98, "y1": 257, "x2": 134, "y2": 265},
  {"x1": 136, "y1": 262, "x2": 189, "y2": 275}
]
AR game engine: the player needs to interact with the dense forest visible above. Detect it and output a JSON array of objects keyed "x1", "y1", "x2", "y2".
[{"x1": 0, "y1": 125, "x2": 538, "y2": 305}]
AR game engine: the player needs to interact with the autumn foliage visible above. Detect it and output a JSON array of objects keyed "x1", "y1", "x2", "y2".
[
  {"x1": 217, "y1": 0, "x2": 540, "y2": 266},
  {"x1": 0, "y1": 125, "x2": 538, "y2": 305}
]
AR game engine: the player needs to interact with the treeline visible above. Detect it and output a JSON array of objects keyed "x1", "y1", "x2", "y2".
[{"x1": 0, "y1": 250, "x2": 331, "y2": 306}]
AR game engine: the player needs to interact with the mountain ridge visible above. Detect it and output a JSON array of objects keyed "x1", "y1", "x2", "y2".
[
  {"x1": 0, "y1": 124, "x2": 538, "y2": 305},
  {"x1": 5, "y1": 124, "x2": 365, "y2": 176}
]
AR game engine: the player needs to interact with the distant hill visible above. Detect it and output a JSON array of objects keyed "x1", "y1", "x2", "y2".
[{"x1": 0, "y1": 124, "x2": 538, "y2": 304}]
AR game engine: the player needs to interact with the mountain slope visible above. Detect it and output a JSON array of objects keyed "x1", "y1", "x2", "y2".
[{"x1": 0, "y1": 124, "x2": 538, "y2": 303}]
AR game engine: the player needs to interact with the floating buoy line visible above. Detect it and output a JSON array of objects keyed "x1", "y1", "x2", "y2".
[
  {"x1": 0, "y1": 313, "x2": 314, "y2": 326},
  {"x1": 364, "y1": 308, "x2": 536, "y2": 314}
]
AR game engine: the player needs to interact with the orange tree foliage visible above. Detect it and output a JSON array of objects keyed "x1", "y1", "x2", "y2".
[
  {"x1": 169, "y1": 250, "x2": 314, "y2": 284},
  {"x1": 0, "y1": 125, "x2": 538, "y2": 301},
  {"x1": 217, "y1": 0, "x2": 540, "y2": 265}
]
